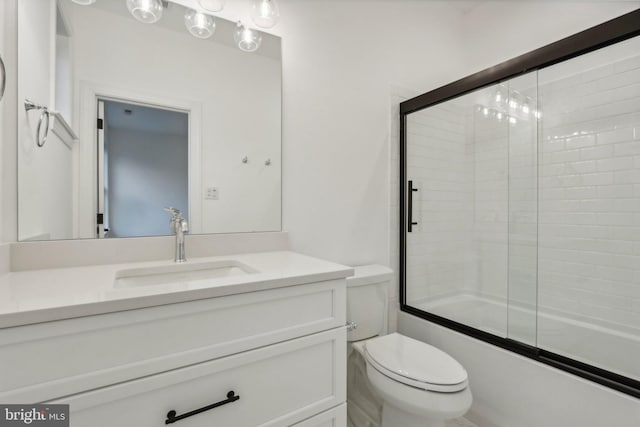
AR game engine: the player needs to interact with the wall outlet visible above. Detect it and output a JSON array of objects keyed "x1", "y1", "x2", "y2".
[{"x1": 205, "y1": 187, "x2": 219, "y2": 200}]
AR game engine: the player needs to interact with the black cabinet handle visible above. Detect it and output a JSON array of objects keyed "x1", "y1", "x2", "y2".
[
  {"x1": 408, "y1": 180, "x2": 419, "y2": 232},
  {"x1": 165, "y1": 390, "x2": 240, "y2": 424}
]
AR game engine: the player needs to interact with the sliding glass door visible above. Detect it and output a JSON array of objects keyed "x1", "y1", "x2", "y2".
[{"x1": 400, "y1": 13, "x2": 640, "y2": 397}]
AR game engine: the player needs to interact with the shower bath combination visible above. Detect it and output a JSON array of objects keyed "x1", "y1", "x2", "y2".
[{"x1": 400, "y1": 9, "x2": 640, "y2": 399}]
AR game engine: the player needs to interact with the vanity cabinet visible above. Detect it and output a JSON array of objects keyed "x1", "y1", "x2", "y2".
[
  {"x1": 51, "y1": 330, "x2": 345, "y2": 427},
  {"x1": 0, "y1": 278, "x2": 347, "y2": 427}
]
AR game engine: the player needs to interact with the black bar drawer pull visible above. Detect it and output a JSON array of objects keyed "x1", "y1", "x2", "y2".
[
  {"x1": 165, "y1": 390, "x2": 240, "y2": 424},
  {"x1": 408, "y1": 180, "x2": 418, "y2": 232}
]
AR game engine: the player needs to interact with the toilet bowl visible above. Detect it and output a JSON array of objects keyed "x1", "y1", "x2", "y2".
[
  {"x1": 364, "y1": 333, "x2": 472, "y2": 427},
  {"x1": 347, "y1": 265, "x2": 472, "y2": 427}
]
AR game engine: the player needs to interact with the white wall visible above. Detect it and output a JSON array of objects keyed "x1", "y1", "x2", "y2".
[
  {"x1": 0, "y1": 0, "x2": 5, "y2": 242},
  {"x1": 106, "y1": 127, "x2": 188, "y2": 238},
  {"x1": 280, "y1": 1, "x2": 467, "y2": 267},
  {"x1": 17, "y1": 0, "x2": 75, "y2": 241},
  {"x1": 0, "y1": 0, "x2": 17, "y2": 244}
]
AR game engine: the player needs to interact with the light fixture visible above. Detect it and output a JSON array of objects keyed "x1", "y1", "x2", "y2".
[
  {"x1": 235, "y1": 21, "x2": 263, "y2": 52},
  {"x1": 184, "y1": 8, "x2": 216, "y2": 39},
  {"x1": 198, "y1": 0, "x2": 225, "y2": 12},
  {"x1": 521, "y1": 101, "x2": 530, "y2": 115},
  {"x1": 71, "y1": 0, "x2": 97, "y2": 5},
  {"x1": 126, "y1": 0, "x2": 163, "y2": 24},
  {"x1": 250, "y1": 0, "x2": 280, "y2": 29}
]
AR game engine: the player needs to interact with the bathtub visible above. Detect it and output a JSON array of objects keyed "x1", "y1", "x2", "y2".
[{"x1": 412, "y1": 293, "x2": 640, "y2": 382}]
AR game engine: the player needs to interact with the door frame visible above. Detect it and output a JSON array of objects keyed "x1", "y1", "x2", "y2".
[{"x1": 76, "y1": 81, "x2": 203, "y2": 239}]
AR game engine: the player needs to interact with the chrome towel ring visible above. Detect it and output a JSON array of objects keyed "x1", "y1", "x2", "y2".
[
  {"x1": 25, "y1": 99, "x2": 51, "y2": 147},
  {"x1": 0, "y1": 53, "x2": 6, "y2": 102}
]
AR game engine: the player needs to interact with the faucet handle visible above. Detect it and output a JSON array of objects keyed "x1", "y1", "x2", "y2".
[{"x1": 164, "y1": 207, "x2": 183, "y2": 219}]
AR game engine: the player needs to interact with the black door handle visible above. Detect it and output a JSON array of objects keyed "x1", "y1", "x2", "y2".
[
  {"x1": 408, "y1": 180, "x2": 418, "y2": 232},
  {"x1": 165, "y1": 390, "x2": 240, "y2": 424}
]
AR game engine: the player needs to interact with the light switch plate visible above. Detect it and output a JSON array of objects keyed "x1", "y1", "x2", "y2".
[{"x1": 205, "y1": 187, "x2": 219, "y2": 200}]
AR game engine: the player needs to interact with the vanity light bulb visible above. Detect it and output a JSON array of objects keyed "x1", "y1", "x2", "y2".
[
  {"x1": 198, "y1": 0, "x2": 225, "y2": 12},
  {"x1": 71, "y1": 0, "x2": 97, "y2": 5},
  {"x1": 250, "y1": 0, "x2": 280, "y2": 29},
  {"x1": 522, "y1": 103, "x2": 530, "y2": 115},
  {"x1": 234, "y1": 22, "x2": 263, "y2": 52},
  {"x1": 185, "y1": 9, "x2": 216, "y2": 39},
  {"x1": 126, "y1": 0, "x2": 163, "y2": 24}
]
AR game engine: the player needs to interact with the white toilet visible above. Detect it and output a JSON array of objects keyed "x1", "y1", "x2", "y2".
[{"x1": 346, "y1": 265, "x2": 472, "y2": 427}]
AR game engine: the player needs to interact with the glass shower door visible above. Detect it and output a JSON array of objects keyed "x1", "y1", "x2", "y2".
[
  {"x1": 403, "y1": 74, "x2": 539, "y2": 346},
  {"x1": 404, "y1": 83, "x2": 510, "y2": 339}
]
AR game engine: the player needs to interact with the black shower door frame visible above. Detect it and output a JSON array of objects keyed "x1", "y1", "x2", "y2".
[{"x1": 399, "y1": 8, "x2": 640, "y2": 399}]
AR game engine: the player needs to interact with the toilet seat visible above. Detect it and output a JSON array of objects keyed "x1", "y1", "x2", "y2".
[{"x1": 364, "y1": 333, "x2": 468, "y2": 393}]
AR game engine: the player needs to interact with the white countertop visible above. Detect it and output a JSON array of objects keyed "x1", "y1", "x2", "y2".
[{"x1": 0, "y1": 251, "x2": 353, "y2": 328}]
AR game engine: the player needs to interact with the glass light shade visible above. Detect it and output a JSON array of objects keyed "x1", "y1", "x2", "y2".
[
  {"x1": 234, "y1": 22, "x2": 262, "y2": 52},
  {"x1": 184, "y1": 9, "x2": 216, "y2": 39},
  {"x1": 198, "y1": 0, "x2": 225, "y2": 12},
  {"x1": 71, "y1": 0, "x2": 97, "y2": 4},
  {"x1": 250, "y1": 0, "x2": 280, "y2": 29},
  {"x1": 126, "y1": 0, "x2": 163, "y2": 24}
]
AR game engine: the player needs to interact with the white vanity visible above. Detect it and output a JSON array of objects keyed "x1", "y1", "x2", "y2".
[
  {"x1": 2, "y1": 1, "x2": 349, "y2": 425},
  {"x1": 0, "y1": 234, "x2": 351, "y2": 427}
]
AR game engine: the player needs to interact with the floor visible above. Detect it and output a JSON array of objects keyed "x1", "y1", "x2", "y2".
[
  {"x1": 347, "y1": 416, "x2": 478, "y2": 427},
  {"x1": 447, "y1": 418, "x2": 479, "y2": 427}
]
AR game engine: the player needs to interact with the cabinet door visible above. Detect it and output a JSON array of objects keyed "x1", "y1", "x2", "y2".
[
  {"x1": 50, "y1": 329, "x2": 346, "y2": 427},
  {"x1": 292, "y1": 404, "x2": 346, "y2": 427}
]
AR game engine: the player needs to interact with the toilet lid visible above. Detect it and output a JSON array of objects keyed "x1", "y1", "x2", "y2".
[{"x1": 364, "y1": 333, "x2": 468, "y2": 392}]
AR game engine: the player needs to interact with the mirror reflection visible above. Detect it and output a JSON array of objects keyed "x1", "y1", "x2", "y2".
[{"x1": 18, "y1": 0, "x2": 282, "y2": 241}]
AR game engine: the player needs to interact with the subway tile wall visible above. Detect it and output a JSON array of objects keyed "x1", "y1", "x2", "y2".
[{"x1": 538, "y1": 51, "x2": 640, "y2": 331}]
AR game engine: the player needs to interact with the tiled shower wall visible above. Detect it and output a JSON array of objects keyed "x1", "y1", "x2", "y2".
[{"x1": 538, "y1": 51, "x2": 640, "y2": 330}]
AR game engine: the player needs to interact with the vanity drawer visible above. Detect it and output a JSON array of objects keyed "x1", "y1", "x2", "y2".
[
  {"x1": 50, "y1": 328, "x2": 346, "y2": 427},
  {"x1": 0, "y1": 279, "x2": 346, "y2": 403},
  {"x1": 292, "y1": 404, "x2": 346, "y2": 427}
]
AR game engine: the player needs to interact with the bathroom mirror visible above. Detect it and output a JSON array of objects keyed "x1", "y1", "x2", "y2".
[{"x1": 17, "y1": 0, "x2": 282, "y2": 241}]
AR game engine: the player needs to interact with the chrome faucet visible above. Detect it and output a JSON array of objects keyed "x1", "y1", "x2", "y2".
[{"x1": 164, "y1": 207, "x2": 188, "y2": 263}]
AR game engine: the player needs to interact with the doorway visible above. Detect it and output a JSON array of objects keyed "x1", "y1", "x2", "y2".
[{"x1": 97, "y1": 99, "x2": 189, "y2": 238}]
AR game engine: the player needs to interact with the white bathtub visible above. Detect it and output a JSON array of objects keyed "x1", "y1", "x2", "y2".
[{"x1": 414, "y1": 293, "x2": 640, "y2": 382}]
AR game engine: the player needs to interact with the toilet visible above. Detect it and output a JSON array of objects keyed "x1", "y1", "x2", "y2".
[{"x1": 347, "y1": 265, "x2": 472, "y2": 427}]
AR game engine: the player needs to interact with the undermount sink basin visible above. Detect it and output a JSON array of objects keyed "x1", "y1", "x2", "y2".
[{"x1": 114, "y1": 260, "x2": 258, "y2": 288}]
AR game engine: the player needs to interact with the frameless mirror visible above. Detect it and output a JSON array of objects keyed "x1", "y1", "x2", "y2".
[{"x1": 17, "y1": 0, "x2": 282, "y2": 241}]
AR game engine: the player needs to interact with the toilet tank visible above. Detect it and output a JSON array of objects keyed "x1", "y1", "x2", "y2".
[{"x1": 347, "y1": 265, "x2": 393, "y2": 342}]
